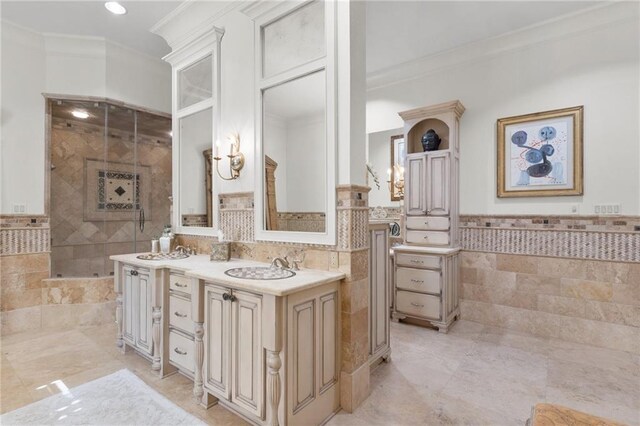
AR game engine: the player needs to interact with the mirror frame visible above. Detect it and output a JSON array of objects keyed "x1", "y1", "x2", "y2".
[
  {"x1": 253, "y1": 0, "x2": 337, "y2": 245},
  {"x1": 164, "y1": 25, "x2": 224, "y2": 236}
]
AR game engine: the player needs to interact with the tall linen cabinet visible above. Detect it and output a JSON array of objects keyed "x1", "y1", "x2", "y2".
[{"x1": 392, "y1": 100, "x2": 464, "y2": 333}]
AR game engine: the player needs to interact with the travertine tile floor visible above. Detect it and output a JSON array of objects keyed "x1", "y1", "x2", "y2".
[{"x1": 1, "y1": 320, "x2": 638, "y2": 425}]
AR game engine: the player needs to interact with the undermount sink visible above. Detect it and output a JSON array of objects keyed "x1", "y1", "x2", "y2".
[{"x1": 224, "y1": 266, "x2": 296, "y2": 280}]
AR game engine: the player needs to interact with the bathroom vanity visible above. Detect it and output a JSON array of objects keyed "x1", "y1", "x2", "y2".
[{"x1": 111, "y1": 254, "x2": 344, "y2": 426}]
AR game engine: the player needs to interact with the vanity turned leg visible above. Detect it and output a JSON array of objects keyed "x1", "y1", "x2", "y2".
[
  {"x1": 152, "y1": 307, "x2": 162, "y2": 371},
  {"x1": 194, "y1": 322, "x2": 205, "y2": 400},
  {"x1": 267, "y1": 350, "x2": 282, "y2": 426},
  {"x1": 115, "y1": 294, "x2": 124, "y2": 348}
]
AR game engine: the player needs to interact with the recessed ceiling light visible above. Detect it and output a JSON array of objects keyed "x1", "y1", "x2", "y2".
[
  {"x1": 72, "y1": 110, "x2": 89, "y2": 119},
  {"x1": 105, "y1": 2, "x2": 127, "y2": 15}
]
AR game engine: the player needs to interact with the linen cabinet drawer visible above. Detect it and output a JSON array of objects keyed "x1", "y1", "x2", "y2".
[
  {"x1": 406, "y1": 216, "x2": 450, "y2": 231},
  {"x1": 169, "y1": 274, "x2": 191, "y2": 294},
  {"x1": 396, "y1": 267, "x2": 440, "y2": 294},
  {"x1": 169, "y1": 331, "x2": 194, "y2": 373},
  {"x1": 169, "y1": 295, "x2": 192, "y2": 333},
  {"x1": 396, "y1": 291, "x2": 441, "y2": 320},
  {"x1": 396, "y1": 253, "x2": 441, "y2": 269},
  {"x1": 406, "y1": 230, "x2": 450, "y2": 246}
]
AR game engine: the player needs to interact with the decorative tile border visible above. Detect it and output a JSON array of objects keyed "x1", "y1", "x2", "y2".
[
  {"x1": 0, "y1": 216, "x2": 51, "y2": 256},
  {"x1": 460, "y1": 227, "x2": 640, "y2": 263},
  {"x1": 369, "y1": 206, "x2": 402, "y2": 220},
  {"x1": 461, "y1": 214, "x2": 640, "y2": 232}
]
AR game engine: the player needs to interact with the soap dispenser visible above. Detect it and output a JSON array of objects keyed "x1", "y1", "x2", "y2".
[{"x1": 159, "y1": 225, "x2": 173, "y2": 254}]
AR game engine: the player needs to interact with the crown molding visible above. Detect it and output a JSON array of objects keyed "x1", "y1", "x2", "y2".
[
  {"x1": 1, "y1": 19, "x2": 45, "y2": 49},
  {"x1": 151, "y1": 0, "x2": 245, "y2": 52},
  {"x1": 366, "y1": 1, "x2": 638, "y2": 91},
  {"x1": 399, "y1": 100, "x2": 465, "y2": 122}
]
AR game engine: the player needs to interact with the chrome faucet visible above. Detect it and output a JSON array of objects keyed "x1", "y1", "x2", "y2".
[
  {"x1": 174, "y1": 245, "x2": 196, "y2": 255},
  {"x1": 271, "y1": 257, "x2": 290, "y2": 270}
]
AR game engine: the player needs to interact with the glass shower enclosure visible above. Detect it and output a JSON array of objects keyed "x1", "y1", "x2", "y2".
[{"x1": 48, "y1": 97, "x2": 172, "y2": 277}]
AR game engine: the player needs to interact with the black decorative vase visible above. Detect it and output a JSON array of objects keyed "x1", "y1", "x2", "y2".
[{"x1": 421, "y1": 129, "x2": 441, "y2": 152}]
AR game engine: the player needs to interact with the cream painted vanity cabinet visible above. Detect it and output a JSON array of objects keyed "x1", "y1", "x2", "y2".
[
  {"x1": 114, "y1": 261, "x2": 166, "y2": 373},
  {"x1": 185, "y1": 265, "x2": 345, "y2": 426},
  {"x1": 369, "y1": 222, "x2": 391, "y2": 366}
]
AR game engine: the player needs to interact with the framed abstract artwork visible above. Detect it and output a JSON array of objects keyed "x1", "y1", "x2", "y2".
[
  {"x1": 390, "y1": 134, "x2": 406, "y2": 201},
  {"x1": 497, "y1": 106, "x2": 583, "y2": 198}
]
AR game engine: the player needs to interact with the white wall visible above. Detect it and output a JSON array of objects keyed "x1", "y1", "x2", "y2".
[
  {"x1": 366, "y1": 4, "x2": 640, "y2": 216},
  {"x1": 0, "y1": 22, "x2": 171, "y2": 215},
  {"x1": 0, "y1": 22, "x2": 46, "y2": 215}
]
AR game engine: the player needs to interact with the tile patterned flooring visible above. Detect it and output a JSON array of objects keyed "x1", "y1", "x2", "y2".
[{"x1": 1, "y1": 320, "x2": 638, "y2": 425}]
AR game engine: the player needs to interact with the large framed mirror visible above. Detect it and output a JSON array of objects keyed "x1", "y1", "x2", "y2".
[
  {"x1": 166, "y1": 28, "x2": 224, "y2": 236},
  {"x1": 254, "y1": 0, "x2": 336, "y2": 245}
]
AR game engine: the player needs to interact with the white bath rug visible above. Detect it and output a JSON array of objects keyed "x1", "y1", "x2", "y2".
[{"x1": 1, "y1": 369, "x2": 205, "y2": 425}]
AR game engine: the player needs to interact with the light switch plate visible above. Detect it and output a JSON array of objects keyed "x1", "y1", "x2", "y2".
[{"x1": 594, "y1": 204, "x2": 621, "y2": 215}]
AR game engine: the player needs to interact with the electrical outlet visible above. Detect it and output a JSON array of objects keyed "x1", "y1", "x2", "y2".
[
  {"x1": 594, "y1": 204, "x2": 621, "y2": 215},
  {"x1": 571, "y1": 205, "x2": 579, "y2": 214},
  {"x1": 12, "y1": 204, "x2": 26, "y2": 213}
]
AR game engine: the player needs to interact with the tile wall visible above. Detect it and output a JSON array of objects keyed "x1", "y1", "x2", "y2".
[{"x1": 459, "y1": 215, "x2": 640, "y2": 354}]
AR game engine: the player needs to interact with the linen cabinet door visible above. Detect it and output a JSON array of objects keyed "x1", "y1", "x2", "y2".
[
  {"x1": 231, "y1": 291, "x2": 263, "y2": 418},
  {"x1": 406, "y1": 155, "x2": 426, "y2": 216},
  {"x1": 426, "y1": 152, "x2": 450, "y2": 216},
  {"x1": 122, "y1": 266, "x2": 136, "y2": 346},
  {"x1": 136, "y1": 269, "x2": 153, "y2": 355},
  {"x1": 204, "y1": 285, "x2": 231, "y2": 400}
]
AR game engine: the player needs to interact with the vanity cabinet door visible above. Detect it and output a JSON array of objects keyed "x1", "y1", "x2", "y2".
[
  {"x1": 406, "y1": 155, "x2": 427, "y2": 216},
  {"x1": 204, "y1": 285, "x2": 231, "y2": 400},
  {"x1": 136, "y1": 269, "x2": 153, "y2": 355},
  {"x1": 122, "y1": 266, "x2": 136, "y2": 346},
  {"x1": 426, "y1": 152, "x2": 450, "y2": 216},
  {"x1": 231, "y1": 291, "x2": 263, "y2": 418},
  {"x1": 369, "y1": 228, "x2": 389, "y2": 357}
]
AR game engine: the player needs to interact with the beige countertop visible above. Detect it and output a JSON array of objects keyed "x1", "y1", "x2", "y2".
[{"x1": 110, "y1": 253, "x2": 345, "y2": 297}]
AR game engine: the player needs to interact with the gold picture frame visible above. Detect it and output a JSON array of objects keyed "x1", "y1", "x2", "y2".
[{"x1": 497, "y1": 106, "x2": 583, "y2": 198}]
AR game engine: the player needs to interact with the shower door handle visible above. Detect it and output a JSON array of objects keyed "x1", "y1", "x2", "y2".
[{"x1": 139, "y1": 208, "x2": 145, "y2": 233}]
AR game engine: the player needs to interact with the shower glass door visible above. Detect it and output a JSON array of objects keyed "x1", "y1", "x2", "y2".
[{"x1": 49, "y1": 98, "x2": 172, "y2": 278}]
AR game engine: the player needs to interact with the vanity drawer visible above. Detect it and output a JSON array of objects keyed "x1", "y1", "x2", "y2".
[
  {"x1": 396, "y1": 253, "x2": 441, "y2": 269},
  {"x1": 396, "y1": 267, "x2": 441, "y2": 294},
  {"x1": 169, "y1": 331, "x2": 194, "y2": 373},
  {"x1": 169, "y1": 294, "x2": 192, "y2": 333},
  {"x1": 406, "y1": 230, "x2": 450, "y2": 246},
  {"x1": 406, "y1": 216, "x2": 450, "y2": 231},
  {"x1": 170, "y1": 274, "x2": 192, "y2": 294},
  {"x1": 396, "y1": 291, "x2": 441, "y2": 320}
]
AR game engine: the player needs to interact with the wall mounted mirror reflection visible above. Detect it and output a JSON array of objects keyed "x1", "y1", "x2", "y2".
[
  {"x1": 367, "y1": 128, "x2": 404, "y2": 209},
  {"x1": 179, "y1": 107, "x2": 213, "y2": 228},
  {"x1": 262, "y1": 71, "x2": 327, "y2": 233}
]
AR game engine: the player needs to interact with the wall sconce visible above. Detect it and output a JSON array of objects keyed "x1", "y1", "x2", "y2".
[
  {"x1": 387, "y1": 164, "x2": 405, "y2": 197},
  {"x1": 214, "y1": 133, "x2": 245, "y2": 181}
]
